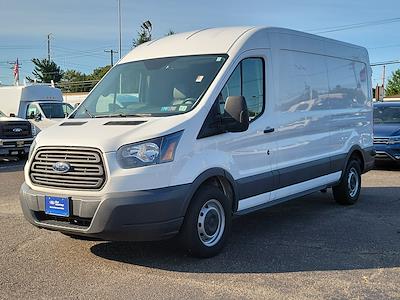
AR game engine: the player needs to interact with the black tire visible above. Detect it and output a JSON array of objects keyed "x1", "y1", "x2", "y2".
[
  {"x1": 333, "y1": 159, "x2": 362, "y2": 205},
  {"x1": 179, "y1": 185, "x2": 232, "y2": 258}
]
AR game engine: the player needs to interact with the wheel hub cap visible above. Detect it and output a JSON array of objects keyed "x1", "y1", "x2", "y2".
[
  {"x1": 348, "y1": 167, "x2": 359, "y2": 198},
  {"x1": 197, "y1": 199, "x2": 225, "y2": 247}
]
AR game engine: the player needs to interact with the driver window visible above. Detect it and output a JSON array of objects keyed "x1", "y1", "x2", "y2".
[
  {"x1": 26, "y1": 103, "x2": 39, "y2": 119},
  {"x1": 220, "y1": 57, "x2": 265, "y2": 120}
]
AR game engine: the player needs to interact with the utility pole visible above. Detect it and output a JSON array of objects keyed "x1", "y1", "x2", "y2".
[
  {"x1": 118, "y1": 0, "x2": 122, "y2": 59},
  {"x1": 382, "y1": 65, "x2": 386, "y2": 89},
  {"x1": 104, "y1": 49, "x2": 118, "y2": 66},
  {"x1": 47, "y1": 33, "x2": 52, "y2": 61}
]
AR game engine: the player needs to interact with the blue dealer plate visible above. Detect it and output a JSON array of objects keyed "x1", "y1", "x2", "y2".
[{"x1": 45, "y1": 196, "x2": 70, "y2": 217}]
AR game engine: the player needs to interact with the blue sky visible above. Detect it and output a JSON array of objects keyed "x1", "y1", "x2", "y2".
[{"x1": 1, "y1": 0, "x2": 400, "y2": 86}]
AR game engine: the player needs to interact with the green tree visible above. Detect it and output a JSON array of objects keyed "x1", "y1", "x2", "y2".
[
  {"x1": 165, "y1": 29, "x2": 175, "y2": 36},
  {"x1": 132, "y1": 27, "x2": 152, "y2": 47},
  {"x1": 27, "y1": 58, "x2": 64, "y2": 83},
  {"x1": 63, "y1": 69, "x2": 87, "y2": 82},
  {"x1": 60, "y1": 69, "x2": 89, "y2": 92},
  {"x1": 386, "y1": 69, "x2": 400, "y2": 96},
  {"x1": 89, "y1": 65, "x2": 112, "y2": 81},
  {"x1": 59, "y1": 66, "x2": 111, "y2": 93}
]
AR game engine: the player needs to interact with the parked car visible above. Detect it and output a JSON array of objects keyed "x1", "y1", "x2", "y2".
[
  {"x1": 20, "y1": 27, "x2": 374, "y2": 257},
  {"x1": 373, "y1": 101, "x2": 400, "y2": 164},
  {"x1": 0, "y1": 84, "x2": 74, "y2": 132},
  {"x1": 0, "y1": 110, "x2": 34, "y2": 157}
]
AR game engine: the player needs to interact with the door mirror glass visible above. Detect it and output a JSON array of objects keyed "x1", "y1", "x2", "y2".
[{"x1": 223, "y1": 96, "x2": 249, "y2": 132}]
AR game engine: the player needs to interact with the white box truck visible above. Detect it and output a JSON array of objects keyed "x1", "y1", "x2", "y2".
[
  {"x1": 20, "y1": 27, "x2": 374, "y2": 257},
  {"x1": 0, "y1": 85, "x2": 74, "y2": 131}
]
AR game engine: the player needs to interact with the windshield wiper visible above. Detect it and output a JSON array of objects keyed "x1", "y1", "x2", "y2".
[
  {"x1": 123, "y1": 113, "x2": 152, "y2": 117},
  {"x1": 94, "y1": 113, "x2": 151, "y2": 118},
  {"x1": 82, "y1": 105, "x2": 94, "y2": 118}
]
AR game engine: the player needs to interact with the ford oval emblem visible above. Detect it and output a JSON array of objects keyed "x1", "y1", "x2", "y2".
[
  {"x1": 12, "y1": 128, "x2": 22, "y2": 133},
  {"x1": 52, "y1": 162, "x2": 71, "y2": 173}
]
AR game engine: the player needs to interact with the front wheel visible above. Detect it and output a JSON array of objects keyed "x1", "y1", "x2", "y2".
[
  {"x1": 333, "y1": 159, "x2": 362, "y2": 205},
  {"x1": 179, "y1": 185, "x2": 231, "y2": 258}
]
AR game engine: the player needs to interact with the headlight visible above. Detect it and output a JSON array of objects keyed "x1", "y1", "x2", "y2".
[
  {"x1": 28, "y1": 140, "x2": 37, "y2": 161},
  {"x1": 31, "y1": 124, "x2": 37, "y2": 136},
  {"x1": 117, "y1": 131, "x2": 183, "y2": 169},
  {"x1": 388, "y1": 136, "x2": 400, "y2": 144}
]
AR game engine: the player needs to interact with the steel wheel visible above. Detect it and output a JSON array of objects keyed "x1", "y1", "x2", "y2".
[
  {"x1": 197, "y1": 199, "x2": 225, "y2": 247},
  {"x1": 347, "y1": 167, "x2": 360, "y2": 198}
]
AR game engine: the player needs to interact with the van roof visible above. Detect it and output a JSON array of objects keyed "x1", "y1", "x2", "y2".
[
  {"x1": 119, "y1": 26, "x2": 368, "y2": 64},
  {"x1": 0, "y1": 84, "x2": 63, "y2": 102},
  {"x1": 120, "y1": 27, "x2": 255, "y2": 63}
]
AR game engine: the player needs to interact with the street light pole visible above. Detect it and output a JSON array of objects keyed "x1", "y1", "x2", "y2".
[
  {"x1": 118, "y1": 0, "x2": 122, "y2": 59},
  {"x1": 47, "y1": 33, "x2": 52, "y2": 61}
]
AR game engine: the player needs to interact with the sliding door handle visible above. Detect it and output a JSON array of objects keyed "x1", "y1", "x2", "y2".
[{"x1": 263, "y1": 127, "x2": 275, "y2": 133}]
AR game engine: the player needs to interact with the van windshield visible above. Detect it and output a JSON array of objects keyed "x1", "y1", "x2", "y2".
[
  {"x1": 72, "y1": 55, "x2": 228, "y2": 118},
  {"x1": 373, "y1": 106, "x2": 400, "y2": 124},
  {"x1": 39, "y1": 103, "x2": 74, "y2": 119}
]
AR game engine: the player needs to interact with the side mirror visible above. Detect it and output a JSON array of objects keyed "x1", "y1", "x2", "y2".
[
  {"x1": 223, "y1": 96, "x2": 249, "y2": 132},
  {"x1": 34, "y1": 113, "x2": 42, "y2": 121},
  {"x1": 9, "y1": 113, "x2": 15, "y2": 117}
]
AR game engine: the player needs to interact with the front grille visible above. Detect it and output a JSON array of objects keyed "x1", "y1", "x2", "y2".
[
  {"x1": 30, "y1": 147, "x2": 106, "y2": 190},
  {"x1": 373, "y1": 137, "x2": 389, "y2": 144},
  {"x1": 0, "y1": 121, "x2": 32, "y2": 139}
]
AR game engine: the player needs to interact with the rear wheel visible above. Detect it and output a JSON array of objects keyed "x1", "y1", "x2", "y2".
[
  {"x1": 180, "y1": 185, "x2": 231, "y2": 258},
  {"x1": 333, "y1": 159, "x2": 362, "y2": 205}
]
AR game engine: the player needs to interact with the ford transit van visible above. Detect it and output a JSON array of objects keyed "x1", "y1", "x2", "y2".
[{"x1": 20, "y1": 27, "x2": 374, "y2": 257}]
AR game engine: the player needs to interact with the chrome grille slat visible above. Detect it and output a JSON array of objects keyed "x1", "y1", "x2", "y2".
[
  {"x1": 29, "y1": 147, "x2": 106, "y2": 190},
  {"x1": 31, "y1": 172, "x2": 103, "y2": 181},
  {"x1": 32, "y1": 179, "x2": 100, "y2": 188},
  {"x1": 373, "y1": 137, "x2": 389, "y2": 144}
]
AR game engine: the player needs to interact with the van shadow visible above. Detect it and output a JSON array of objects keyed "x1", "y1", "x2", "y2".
[
  {"x1": 374, "y1": 161, "x2": 400, "y2": 171},
  {"x1": 90, "y1": 187, "x2": 400, "y2": 273}
]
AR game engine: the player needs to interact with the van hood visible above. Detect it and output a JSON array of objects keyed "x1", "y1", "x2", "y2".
[
  {"x1": 0, "y1": 116, "x2": 28, "y2": 122},
  {"x1": 33, "y1": 118, "x2": 61, "y2": 132},
  {"x1": 373, "y1": 123, "x2": 400, "y2": 137},
  {"x1": 34, "y1": 116, "x2": 188, "y2": 152}
]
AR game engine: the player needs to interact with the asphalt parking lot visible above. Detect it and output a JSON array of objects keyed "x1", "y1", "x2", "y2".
[{"x1": 0, "y1": 158, "x2": 399, "y2": 299}]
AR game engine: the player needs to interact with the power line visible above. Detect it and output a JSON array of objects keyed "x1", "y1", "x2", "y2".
[
  {"x1": 371, "y1": 60, "x2": 400, "y2": 66},
  {"x1": 308, "y1": 17, "x2": 400, "y2": 34}
]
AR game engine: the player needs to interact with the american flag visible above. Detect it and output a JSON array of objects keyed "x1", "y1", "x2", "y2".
[{"x1": 13, "y1": 58, "x2": 19, "y2": 84}]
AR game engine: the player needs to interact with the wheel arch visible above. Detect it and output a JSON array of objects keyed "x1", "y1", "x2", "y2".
[
  {"x1": 336, "y1": 145, "x2": 368, "y2": 186},
  {"x1": 182, "y1": 168, "x2": 239, "y2": 215},
  {"x1": 344, "y1": 145, "x2": 366, "y2": 173}
]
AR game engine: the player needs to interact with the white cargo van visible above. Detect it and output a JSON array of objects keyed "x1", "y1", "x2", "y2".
[
  {"x1": 20, "y1": 27, "x2": 374, "y2": 257},
  {"x1": 0, "y1": 85, "x2": 74, "y2": 131}
]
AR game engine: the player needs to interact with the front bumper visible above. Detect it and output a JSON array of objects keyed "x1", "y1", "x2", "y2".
[
  {"x1": 0, "y1": 138, "x2": 33, "y2": 155},
  {"x1": 373, "y1": 144, "x2": 400, "y2": 162},
  {"x1": 20, "y1": 182, "x2": 191, "y2": 241}
]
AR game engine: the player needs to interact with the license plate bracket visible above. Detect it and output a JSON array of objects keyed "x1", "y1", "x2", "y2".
[{"x1": 45, "y1": 196, "x2": 70, "y2": 217}]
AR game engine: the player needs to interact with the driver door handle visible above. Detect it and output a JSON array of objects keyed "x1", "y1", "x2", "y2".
[{"x1": 264, "y1": 127, "x2": 275, "y2": 134}]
